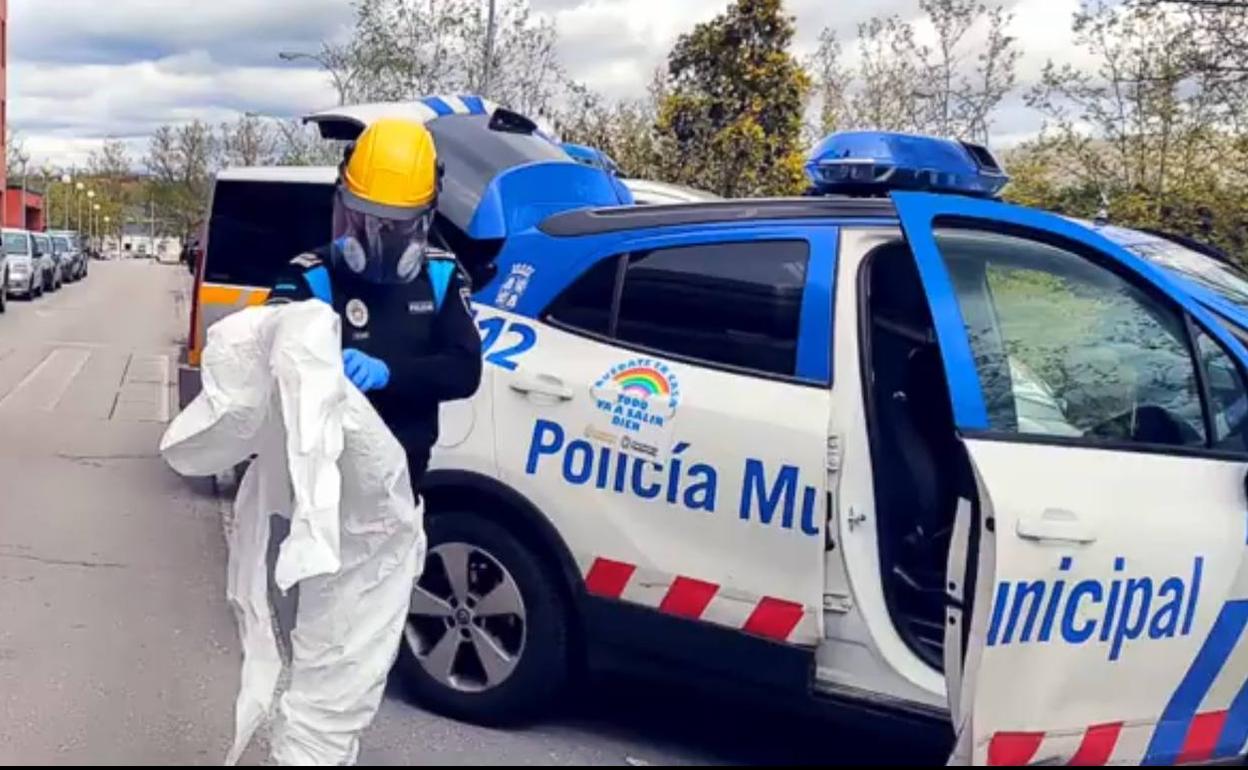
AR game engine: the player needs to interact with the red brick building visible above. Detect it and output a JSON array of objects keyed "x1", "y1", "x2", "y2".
[
  {"x1": 0, "y1": 0, "x2": 43, "y2": 233},
  {"x1": 0, "y1": 0, "x2": 9, "y2": 216},
  {"x1": 5, "y1": 186, "x2": 42, "y2": 230},
  {"x1": 0, "y1": 3, "x2": 46, "y2": 233}
]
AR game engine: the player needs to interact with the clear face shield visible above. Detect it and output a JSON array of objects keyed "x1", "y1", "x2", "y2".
[{"x1": 331, "y1": 189, "x2": 434, "y2": 284}]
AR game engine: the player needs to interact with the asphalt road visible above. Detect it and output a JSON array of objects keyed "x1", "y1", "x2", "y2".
[{"x1": 0, "y1": 259, "x2": 945, "y2": 766}]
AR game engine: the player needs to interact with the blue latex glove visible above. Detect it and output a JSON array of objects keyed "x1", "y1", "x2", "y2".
[{"x1": 343, "y1": 348, "x2": 390, "y2": 392}]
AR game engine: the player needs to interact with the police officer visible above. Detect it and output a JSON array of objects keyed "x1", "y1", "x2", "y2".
[{"x1": 268, "y1": 118, "x2": 482, "y2": 485}]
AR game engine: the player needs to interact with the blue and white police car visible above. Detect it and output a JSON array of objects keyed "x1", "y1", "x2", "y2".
[
  {"x1": 421, "y1": 125, "x2": 1248, "y2": 765},
  {"x1": 190, "y1": 98, "x2": 1248, "y2": 765}
]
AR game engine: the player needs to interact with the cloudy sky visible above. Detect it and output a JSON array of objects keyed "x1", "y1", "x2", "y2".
[{"x1": 9, "y1": 0, "x2": 1087, "y2": 168}]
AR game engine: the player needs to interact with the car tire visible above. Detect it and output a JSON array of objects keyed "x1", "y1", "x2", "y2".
[
  {"x1": 0, "y1": 276, "x2": 7, "y2": 313},
  {"x1": 396, "y1": 511, "x2": 572, "y2": 726}
]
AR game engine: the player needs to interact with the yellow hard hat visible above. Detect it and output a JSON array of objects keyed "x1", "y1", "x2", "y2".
[{"x1": 340, "y1": 118, "x2": 439, "y2": 218}]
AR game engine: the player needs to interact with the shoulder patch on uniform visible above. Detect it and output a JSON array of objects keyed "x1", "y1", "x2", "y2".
[
  {"x1": 291, "y1": 252, "x2": 322, "y2": 269},
  {"x1": 427, "y1": 258, "x2": 455, "y2": 314},
  {"x1": 303, "y1": 265, "x2": 333, "y2": 305}
]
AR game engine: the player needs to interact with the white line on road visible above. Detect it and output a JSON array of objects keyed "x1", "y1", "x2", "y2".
[
  {"x1": 0, "y1": 348, "x2": 94, "y2": 413},
  {"x1": 40, "y1": 349, "x2": 91, "y2": 412},
  {"x1": 0, "y1": 350, "x2": 56, "y2": 409}
]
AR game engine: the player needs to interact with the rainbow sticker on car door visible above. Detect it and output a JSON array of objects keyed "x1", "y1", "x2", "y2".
[{"x1": 588, "y1": 357, "x2": 682, "y2": 461}]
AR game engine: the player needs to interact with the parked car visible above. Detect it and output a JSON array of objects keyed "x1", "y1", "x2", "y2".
[
  {"x1": 32, "y1": 232, "x2": 60, "y2": 292},
  {"x1": 621, "y1": 178, "x2": 721, "y2": 205},
  {"x1": 178, "y1": 100, "x2": 1248, "y2": 766},
  {"x1": 49, "y1": 235, "x2": 72, "y2": 284},
  {"x1": 4, "y1": 228, "x2": 43, "y2": 300},
  {"x1": 49, "y1": 231, "x2": 86, "y2": 281},
  {"x1": 0, "y1": 231, "x2": 10, "y2": 312}
]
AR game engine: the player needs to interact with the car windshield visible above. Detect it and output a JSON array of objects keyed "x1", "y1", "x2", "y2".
[
  {"x1": 3, "y1": 232, "x2": 27, "y2": 255},
  {"x1": 54, "y1": 236, "x2": 71, "y2": 251},
  {"x1": 1128, "y1": 239, "x2": 1248, "y2": 309}
]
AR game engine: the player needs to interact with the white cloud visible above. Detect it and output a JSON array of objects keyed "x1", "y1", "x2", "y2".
[
  {"x1": 9, "y1": 0, "x2": 1092, "y2": 166},
  {"x1": 9, "y1": 0, "x2": 350, "y2": 166}
]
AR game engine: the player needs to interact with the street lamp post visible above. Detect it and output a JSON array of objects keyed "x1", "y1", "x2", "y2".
[
  {"x1": 39, "y1": 166, "x2": 51, "y2": 230},
  {"x1": 87, "y1": 190, "x2": 96, "y2": 242},
  {"x1": 60, "y1": 174, "x2": 72, "y2": 230},
  {"x1": 19, "y1": 159, "x2": 28, "y2": 230},
  {"x1": 278, "y1": 50, "x2": 352, "y2": 106},
  {"x1": 483, "y1": 0, "x2": 497, "y2": 97},
  {"x1": 103, "y1": 215, "x2": 111, "y2": 253},
  {"x1": 77, "y1": 184, "x2": 86, "y2": 232},
  {"x1": 92, "y1": 203, "x2": 100, "y2": 248}
]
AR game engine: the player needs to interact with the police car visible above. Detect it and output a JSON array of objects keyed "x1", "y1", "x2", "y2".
[{"x1": 183, "y1": 99, "x2": 1248, "y2": 765}]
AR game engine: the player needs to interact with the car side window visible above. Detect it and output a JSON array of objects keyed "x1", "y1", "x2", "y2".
[
  {"x1": 1195, "y1": 328, "x2": 1248, "y2": 452},
  {"x1": 935, "y1": 227, "x2": 1208, "y2": 449},
  {"x1": 615, "y1": 241, "x2": 809, "y2": 376},
  {"x1": 543, "y1": 255, "x2": 620, "y2": 337}
]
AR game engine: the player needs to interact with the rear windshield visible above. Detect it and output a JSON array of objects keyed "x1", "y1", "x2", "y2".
[
  {"x1": 3, "y1": 232, "x2": 28, "y2": 255},
  {"x1": 204, "y1": 179, "x2": 334, "y2": 287}
]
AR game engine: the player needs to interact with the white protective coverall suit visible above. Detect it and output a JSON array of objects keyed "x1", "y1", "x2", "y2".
[{"x1": 160, "y1": 300, "x2": 425, "y2": 765}]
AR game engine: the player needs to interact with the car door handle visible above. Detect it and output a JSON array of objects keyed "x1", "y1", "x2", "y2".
[
  {"x1": 1016, "y1": 508, "x2": 1097, "y2": 544},
  {"x1": 509, "y1": 373, "x2": 574, "y2": 401}
]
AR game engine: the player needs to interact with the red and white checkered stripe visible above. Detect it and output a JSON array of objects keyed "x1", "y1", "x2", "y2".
[
  {"x1": 988, "y1": 723, "x2": 1123, "y2": 766},
  {"x1": 986, "y1": 717, "x2": 1232, "y2": 766},
  {"x1": 577, "y1": 555, "x2": 818, "y2": 645}
]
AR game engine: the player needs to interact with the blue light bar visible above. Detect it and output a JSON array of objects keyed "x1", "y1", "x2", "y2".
[{"x1": 805, "y1": 131, "x2": 1008, "y2": 198}]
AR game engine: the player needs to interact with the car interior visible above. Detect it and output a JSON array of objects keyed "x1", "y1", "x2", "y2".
[{"x1": 859, "y1": 239, "x2": 970, "y2": 670}]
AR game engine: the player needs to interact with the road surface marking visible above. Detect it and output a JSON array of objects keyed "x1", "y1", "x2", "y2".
[
  {"x1": 0, "y1": 350, "x2": 57, "y2": 409},
  {"x1": 39, "y1": 349, "x2": 91, "y2": 411}
]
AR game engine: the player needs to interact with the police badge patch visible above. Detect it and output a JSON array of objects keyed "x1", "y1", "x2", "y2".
[{"x1": 346, "y1": 298, "x2": 370, "y2": 328}]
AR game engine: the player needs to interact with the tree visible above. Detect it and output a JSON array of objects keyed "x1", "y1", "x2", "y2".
[
  {"x1": 844, "y1": 15, "x2": 928, "y2": 134},
  {"x1": 85, "y1": 138, "x2": 133, "y2": 239},
  {"x1": 146, "y1": 121, "x2": 219, "y2": 240},
  {"x1": 810, "y1": 0, "x2": 1019, "y2": 143},
  {"x1": 5, "y1": 127, "x2": 29, "y2": 180},
  {"x1": 922, "y1": 0, "x2": 1019, "y2": 141},
  {"x1": 811, "y1": 29, "x2": 851, "y2": 143},
  {"x1": 1141, "y1": 0, "x2": 1248, "y2": 85},
  {"x1": 654, "y1": 0, "x2": 811, "y2": 197},
  {"x1": 556, "y1": 72, "x2": 666, "y2": 179},
  {"x1": 1012, "y1": 1, "x2": 1248, "y2": 258},
  {"x1": 220, "y1": 114, "x2": 277, "y2": 167},
  {"x1": 272, "y1": 120, "x2": 343, "y2": 166},
  {"x1": 317, "y1": 0, "x2": 565, "y2": 116}
]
